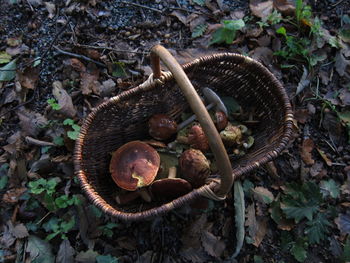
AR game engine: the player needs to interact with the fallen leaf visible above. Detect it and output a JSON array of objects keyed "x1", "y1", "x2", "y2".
[
  {"x1": 339, "y1": 88, "x2": 350, "y2": 106},
  {"x1": 232, "y1": 180, "x2": 245, "y2": 258},
  {"x1": 296, "y1": 66, "x2": 310, "y2": 95},
  {"x1": 250, "y1": 0, "x2": 273, "y2": 19},
  {"x1": 0, "y1": 59, "x2": 17, "y2": 82},
  {"x1": 249, "y1": 47, "x2": 273, "y2": 66},
  {"x1": 116, "y1": 236, "x2": 137, "y2": 250},
  {"x1": 56, "y1": 239, "x2": 75, "y2": 263},
  {"x1": 52, "y1": 81, "x2": 77, "y2": 118},
  {"x1": 6, "y1": 37, "x2": 22, "y2": 47},
  {"x1": 2, "y1": 187, "x2": 26, "y2": 204},
  {"x1": 17, "y1": 108, "x2": 47, "y2": 137},
  {"x1": 294, "y1": 109, "x2": 309, "y2": 124},
  {"x1": 80, "y1": 65, "x2": 101, "y2": 95},
  {"x1": 273, "y1": 0, "x2": 295, "y2": 16},
  {"x1": 252, "y1": 186, "x2": 274, "y2": 204},
  {"x1": 45, "y1": 2, "x2": 56, "y2": 19},
  {"x1": 12, "y1": 223, "x2": 29, "y2": 238},
  {"x1": 320, "y1": 179, "x2": 340, "y2": 198},
  {"x1": 180, "y1": 247, "x2": 208, "y2": 263},
  {"x1": 300, "y1": 138, "x2": 315, "y2": 165},
  {"x1": 335, "y1": 51, "x2": 350, "y2": 77},
  {"x1": 100, "y1": 79, "x2": 116, "y2": 97},
  {"x1": 0, "y1": 51, "x2": 11, "y2": 64},
  {"x1": 316, "y1": 148, "x2": 332, "y2": 166},
  {"x1": 0, "y1": 222, "x2": 16, "y2": 248},
  {"x1": 170, "y1": 10, "x2": 187, "y2": 25},
  {"x1": 310, "y1": 161, "x2": 327, "y2": 178},
  {"x1": 341, "y1": 174, "x2": 350, "y2": 195},
  {"x1": 201, "y1": 231, "x2": 225, "y2": 258},
  {"x1": 65, "y1": 58, "x2": 86, "y2": 72},
  {"x1": 75, "y1": 250, "x2": 99, "y2": 263},
  {"x1": 182, "y1": 214, "x2": 207, "y2": 249},
  {"x1": 17, "y1": 67, "x2": 39, "y2": 90},
  {"x1": 26, "y1": 235, "x2": 55, "y2": 263},
  {"x1": 335, "y1": 213, "x2": 350, "y2": 235}
]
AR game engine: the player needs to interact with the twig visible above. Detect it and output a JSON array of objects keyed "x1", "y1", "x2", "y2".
[
  {"x1": 75, "y1": 43, "x2": 149, "y2": 54},
  {"x1": 53, "y1": 46, "x2": 107, "y2": 68},
  {"x1": 331, "y1": 0, "x2": 345, "y2": 7},
  {"x1": 25, "y1": 136, "x2": 56, "y2": 147},
  {"x1": 120, "y1": 1, "x2": 163, "y2": 13}
]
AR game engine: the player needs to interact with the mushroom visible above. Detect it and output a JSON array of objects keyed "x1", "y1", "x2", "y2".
[
  {"x1": 213, "y1": 111, "x2": 228, "y2": 131},
  {"x1": 219, "y1": 123, "x2": 242, "y2": 147},
  {"x1": 179, "y1": 149, "x2": 211, "y2": 188},
  {"x1": 176, "y1": 87, "x2": 228, "y2": 131},
  {"x1": 187, "y1": 125, "x2": 209, "y2": 152},
  {"x1": 148, "y1": 114, "x2": 177, "y2": 141},
  {"x1": 109, "y1": 141, "x2": 160, "y2": 191},
  {"x1": 149, "y1": 167, "x2": 192, "y2": 200},
  {"x1": 115, "y1": 188, "x2": 151, "y2": 205}
]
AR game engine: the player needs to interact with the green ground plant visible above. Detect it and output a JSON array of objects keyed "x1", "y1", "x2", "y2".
[{"x1": 209, "y1": 19, "x2": 245, "y2": 45}]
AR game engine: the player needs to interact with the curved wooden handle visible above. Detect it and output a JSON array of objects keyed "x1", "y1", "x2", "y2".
[{"x1": 150, "y1": 45, "x2": 233, "y2": 198}]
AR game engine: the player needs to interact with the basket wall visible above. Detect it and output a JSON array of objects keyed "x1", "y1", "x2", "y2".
[{"x1": 75, "y1": 53, "x2": 293, "y2": 215}]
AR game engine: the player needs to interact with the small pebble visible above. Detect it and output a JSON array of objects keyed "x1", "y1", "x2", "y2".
[{"x1": 164, "y1": 33, "x2": 170, "y2": 38}]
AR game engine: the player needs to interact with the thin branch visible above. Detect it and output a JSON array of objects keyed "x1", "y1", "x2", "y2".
[
  {"x1": 53, "y1": 46, "x2": 107, "y2": 68},
  {"x1": 120, "y1": 1, "x2": 163, "y2": 13},
  {"x1": 25, "y1": 136, "x2": 56, "y2": 147},
  {"x1": 75, "y1": 43, "x2": 149, "y2": 55}
]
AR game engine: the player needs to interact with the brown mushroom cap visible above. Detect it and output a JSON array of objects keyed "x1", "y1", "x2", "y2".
[
  {"x1": 150, "y1": 178, "x2": 192, "y2": 200},
  {"x1": 179, "y1": 149, "x2": 211, "y2": 188},
  {"x1": 109, "y1": 141, "x2": 160, "y2": 191},
  {"x1": 148, "y1": 114, "x2": 177, "y2": 141}
]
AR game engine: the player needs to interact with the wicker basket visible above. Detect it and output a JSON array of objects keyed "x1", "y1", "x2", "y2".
[{"x1": 74, "y1": 45, "x2": 294, "y2": 221}]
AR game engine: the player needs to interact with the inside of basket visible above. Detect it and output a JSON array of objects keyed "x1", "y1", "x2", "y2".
[{"x1": 78, "y1": 55, "x2": 288, "y2": 213}]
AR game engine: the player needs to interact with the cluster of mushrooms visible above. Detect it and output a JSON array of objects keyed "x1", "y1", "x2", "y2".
[{"x1": 109, "y1": 88, "x2": 255, "y2": 205}]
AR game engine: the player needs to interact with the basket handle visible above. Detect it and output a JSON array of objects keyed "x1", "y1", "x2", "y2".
[{"x1": 150, "y1": 45, "x2": 233, "y2": 198}]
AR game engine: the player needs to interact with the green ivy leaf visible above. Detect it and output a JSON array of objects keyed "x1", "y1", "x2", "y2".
[
  {"x1": 67, "y1": 130, "x2": 80, "y2": 140},
  {"x1": 281, "y1": 182, "x2": 322, "y2": 223},
  {"x1": 26, "y1": 235, "x2": 55, "y2": 263},
  {"x1": 320, "y1": 179, "x2": 340, "y2": 198},
  {"x1": 209, "y1": 19, "x2": 245, "y2": 45},
  {"x1": 53, "y1": 136, "x2": 64, "y2": 146},
  {"x1": 291, "y1": 241, "x2": 307, "y2": 262},
  {"x1": 0, "y1": 164, "x2": 9, "y2": 190},
  {"x1": 0, "y1": 59, "x2": 17, "y2": 82},
  {"x1": 305, "y1": 213, "x2": 331, "y2": 244},
  {"x1": 192, "y1": 24, "x2": 207, "y2": 38},
  {"x1": 96, "y1": 254, "x2": 119, "y2": 263},
  {"x1": 342, "y1": 236, "x2": 350, "y2": 262},
  {"x1": 63, "y1": 118, "x2": 74, "y2": 126},
  {"x1": 112, "y1": 62, "x2": 127, "y2": 78}
]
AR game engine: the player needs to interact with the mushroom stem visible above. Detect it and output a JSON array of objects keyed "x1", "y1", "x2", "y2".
[
  {"x1": 115, "y1": 188, "x2": 151, "y2": 205},
  {"x1": 168, "y1": 167, "x2": 177, "y2": 179}
]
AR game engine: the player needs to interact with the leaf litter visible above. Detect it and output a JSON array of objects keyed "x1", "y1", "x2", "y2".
[{"x1": 0, "y1": 0, "x2": 349, "y2": 262}]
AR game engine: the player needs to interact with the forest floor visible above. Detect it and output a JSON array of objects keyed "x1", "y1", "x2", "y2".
[{"x1": 0, "y1": 0, "x2": 350, "y2": 262}]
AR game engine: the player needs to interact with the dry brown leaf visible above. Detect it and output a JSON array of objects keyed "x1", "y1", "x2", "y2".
[
  {"x1": 17, "y1": 67, "x2": 39, "y2": 90},
  {"x1": 249, "y1": 47, "x2": 273, "y2": 66},
  {"x1": 341, "y1": 174, "x2": 350, "y2": 195},
  {"x1": 253, "y1": 217, "x2": 268, "y2": 247},
  {"x1": 273, "y1": 0, "x2": 295, "y2": 16},
  {"x1": 310, "y1": 161, "x2": 327, "y2": 178},
  {"x1": 246, "y1": 204, "x2": 257, "y2": 237},
  {"x1": 170, "y1": 10, "x2": 187, "y2": 25},
  {"x1": 12, "y1": 223, "x2": 29, "y2": 238},
  {"x1": 294, "y1": 108, "x2": 309, "y2": 124},
  {"x1": 252, "y1": 186, "x2": 274, "y2": 204},
  {"x1": 335, "y1": 51, "x2": 350, "y2": 77},
  {"x1": 181, "y1": 214, "x2": 207, "y2": 249},
  {"x1": 65, "y1": 58, "x2": 86, "y2": 72},
  {"x1": 300, "y1": 138, "x2": 315, "y2": 165},
  {"x1": 201, "y1": 231, "x2": 225, "y2": 258},
  {"x1": 179, "y1": 247, "x2": 208, "y2": 263},
  {"x1": 339, "y1": 88, "x2": 350, "y2": 106},
  {"x1": 100, "y1": 79, "x2": 116, "y2": 97},
  {"x1": 250, "y1": 0, "x2": 273, "y2": 19},
  {"x1": 2, "y1": 187, "x2": 26, "y2": 204},
  {"x1": 80, "y1": 66, "x2": 101, "y2": 95},
  {"x1": 52, "y1": 81, "x2": 77, "y2": 118},
  {"x1": 116, "y1": 236, "x2": 137, "y2": 250},
  {"x1": 17, "y1": 108, "x2": 47, "y2": 137},
  {"x1": 316, "y1": 148, "x2": 332, "y2": 166}
]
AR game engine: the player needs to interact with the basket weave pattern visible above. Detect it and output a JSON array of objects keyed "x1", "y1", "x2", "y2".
[{"x1": 74, "y1": 53, "x2": 293, "y2": 221}]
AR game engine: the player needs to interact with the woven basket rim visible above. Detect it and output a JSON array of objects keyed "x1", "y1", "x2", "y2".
[{"x1": 74, "y1": 52, "x2": 294, "y2": 221}]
